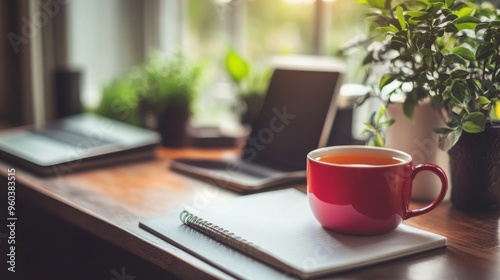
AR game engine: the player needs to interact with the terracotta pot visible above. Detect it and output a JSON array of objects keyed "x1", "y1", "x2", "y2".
[
  {"x1": 386, "y1": 102, "x2": 451, "y2": 201},
  {"x1": 448, "y1": 123, "x2": 500, "y2": 212}
]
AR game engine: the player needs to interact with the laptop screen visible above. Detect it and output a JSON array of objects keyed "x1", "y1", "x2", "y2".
[{"x1": 241, "y1": 67, "x2": 343, "y2": 171}]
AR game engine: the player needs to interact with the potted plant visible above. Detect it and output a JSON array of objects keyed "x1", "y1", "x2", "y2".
[
  {"x1": 225, "y1": 48, "x2": 271, "y2": 124},
  {"x1": 93, "y1": 76, "x2": 142, "y2": 126},
  {"x1": 356, "y1": 0, "x2": 500, "y2": 211},
  {"x1": 137, "y1": 53, "x2": 203, "y2": 147},
  {"x1": 94, "y1": 53, "x2": 203, "y2": 147}
]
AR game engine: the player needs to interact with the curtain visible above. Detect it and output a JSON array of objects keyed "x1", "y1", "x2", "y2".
[
  {"x1": 0, "y1": 0, "x2": 31, "y2": 127},
  {"x1": 0, "y1": 0, "x2": 70, "y2": 127}
]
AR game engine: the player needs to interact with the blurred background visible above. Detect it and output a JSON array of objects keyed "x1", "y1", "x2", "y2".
[{"x1": 0, "y1": 0, "x2": 368, "y2": 132}]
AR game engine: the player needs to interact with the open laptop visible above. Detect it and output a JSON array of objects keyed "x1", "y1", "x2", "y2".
[
  {"x1": 0, "y1": 114, "x2": 160, "y2": 176},
  {"x1": 170, "y1": 56, "x2": 345, "y2": 193}
]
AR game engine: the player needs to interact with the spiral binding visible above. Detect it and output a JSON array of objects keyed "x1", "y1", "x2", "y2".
[{"x1": 179, "y1": 210, "x2": 258, "y2": 254}]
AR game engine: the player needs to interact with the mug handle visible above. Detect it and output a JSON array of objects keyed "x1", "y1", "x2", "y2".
[{"x1": 405, "y1": 163, "x2": 448, "y2": 219}]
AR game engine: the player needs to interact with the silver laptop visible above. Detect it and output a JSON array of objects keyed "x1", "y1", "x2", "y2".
[{"x1": 0, "y1": 114, "x2": 160, "y2": 176}]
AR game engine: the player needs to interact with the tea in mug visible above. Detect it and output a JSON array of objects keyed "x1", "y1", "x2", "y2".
[{"x1": 317, "y1": 153, "x2": 405, "y2": 166}]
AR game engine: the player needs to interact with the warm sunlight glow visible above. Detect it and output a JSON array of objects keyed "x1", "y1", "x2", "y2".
[
  {"x1": 284, "y1": 0, "x2": 337, "y2": 3},
  {"x1": 284, "y1": 0, "x2": 315, "y2": 4}
]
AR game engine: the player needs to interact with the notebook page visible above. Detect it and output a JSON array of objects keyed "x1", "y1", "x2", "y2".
[{"x1": 193, "y1": 189, "x2": 447, "y2": 277}]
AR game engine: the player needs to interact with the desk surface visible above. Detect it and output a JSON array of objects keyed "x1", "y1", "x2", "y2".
[{"x1": 1, "y1": 148, "x2": 499, "y2": 279}]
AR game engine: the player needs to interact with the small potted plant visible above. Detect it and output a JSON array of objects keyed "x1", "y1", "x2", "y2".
[
  {"x1": 225, "y1": 48, "x2": 271, "y2": 124},
  {"x1": 94, "y1": 53, "x2": 203, "y2": 147},
  {"x1": 355, "y1": 0, "x2": 500, "y2": 211},
  {"x1": 137, "y1": 53, "x2": 203, "y2": 147}
]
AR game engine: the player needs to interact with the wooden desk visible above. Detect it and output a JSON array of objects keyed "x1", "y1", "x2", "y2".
[{"x1": 1, "y1": 148, "x2": 499, "y2": 279}]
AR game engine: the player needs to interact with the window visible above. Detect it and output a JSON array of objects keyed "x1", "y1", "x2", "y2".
[
  {"x1": 247, "y1": 0, "x2": 315, "y2": 56},
  {"x1": 67, "y1": 0, "x2": 146, "y2": 108},
  {"x1": 187, "y1": 0, "x2": 368, "y2": 60},
  {"x1": 67, "y1": 0, "x2": 367, "y2": 124}
]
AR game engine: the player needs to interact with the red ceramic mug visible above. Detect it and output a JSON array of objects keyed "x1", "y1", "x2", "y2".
[{"x1": 307, "y1": 145, "x2": 448, "y2": 235}]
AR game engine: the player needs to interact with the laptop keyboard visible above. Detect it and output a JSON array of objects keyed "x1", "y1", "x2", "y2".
[{"x1": 33, "y1": 127, "x2": 113, "y2": 149}]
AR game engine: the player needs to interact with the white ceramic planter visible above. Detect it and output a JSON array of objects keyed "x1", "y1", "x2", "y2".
[{"x1": 386, "y1": 102, "x2": 451, "y2": 201}]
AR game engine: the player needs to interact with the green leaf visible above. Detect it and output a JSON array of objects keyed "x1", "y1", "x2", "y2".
[
  {"x1": 462, "y1": 112, "x2": 486, "y2": 133},
  {"x1": 427, "y1": 3, "x2": 445, "y2": 16},
  {"x1": 354, "y1": 93, "x2": 371, "y2": 108},
  {"x1": 451, "y1": 46, "x2": 475, "y2": 62},
  {"x1": 475, "y1": 22, "x2": 490, "y2": 32},
  {"x1": 396, "y1": 6, "x2": 406, "y2": 30},
  {"x1": 376, "y1": 25, "x2": 399, "y2": 34},
  {"x1": 390, "y1": 36, "x2": 407, "y2": 49},
  {"x1": 444, "y1": 53, "x2": 468, "y2": 66},
  {"x1": 445, "y1": 111, "x2": 462, "y2": 128},
  {"x1": 446, "y1": 0, "x2": 454, "y2": 8},
  {"x1": 476, "y1": 43, "x2": 496, "y2": 61},
  {"x1": 439, "y1": 73, "x2": 451, "y2": 84},
  {"x1": 433, "y1": 127, "x2": 455, "y2": 134},
  {"x1": 456, "y1": 7, "x2": 473, "y2": 18},
  {"x1": 453, "y1": 15, "x2": 480, "y2": 30},
  {"x1": 477, "y1": 96, "x2": 491, "y2": 106},
  {"x1": 450, "y1": 69, "x2": 469, "y2": 79},
  {"x1": 379, "y1": 74, "x2": 396, "y2": 90},
  {"x1": 403, "y1": 95, "x2": 417, "y2": 122},
  {"x1": 483, "y1": 28, "x2": 500, "y2": 43},
  {"x1": 490, "y1": 21, "x2": 500, "y2": 28},
  {"x1": 383, "y1": 119, "x2": 396, "y2": 126},
  {"x1": 453, "y1": 15, "x2": 480, "y2": 24},
  {"x1": 495, "y1": 71, "x2": 500, "y2": 83},
  {"x1": 225, "y1": 49, "x2": 250, "y2": 84},
  {"x1": 368, "y1": 111, "x2": 376, "y2": 126},
  {"x1": 466, "y1": 78, "x2": 481, "y2": 95},
  {"x1": 365, "y1": 0, "x2": 386, "y2": 9},
  {"x1": 417, "y1": 48, "x2": 433, "y2": 67},
  {"x1": 444, "y1": 13, "x2": 459, "y2": 22},
  {"x1": 407, "y1": 11, "x2": 427, "y2": 18},
  {"x1": 362, "y1": 53, "x2": 375, "y2": 65},
  {"x1": 451, "y1": 81, "x2": 471, "y2": 105},
  {"x1": 438, "y1": 128, "x2": 462, "y2": 151},
  {"x1": 417, "y1": 0, "x2": 430, "y2": 5},
  {"x1": 376, "y1": 105, "x2": 386, "y2": 124},
  {"x1": 445, "y1": 23, "x2": 459, "y2": 33}
]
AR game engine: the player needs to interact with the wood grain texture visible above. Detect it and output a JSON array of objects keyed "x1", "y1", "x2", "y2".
[{"x1": 1, "y1": 147, "x2": 499, "y2": 279}]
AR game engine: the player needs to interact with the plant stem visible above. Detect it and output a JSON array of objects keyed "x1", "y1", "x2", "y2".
[
  {"x1": 482, "y1": 60, "x2": 487, "y2": 90},
  {"x1": 494, "y1": 43, "x2": 500, "y2": 83}
]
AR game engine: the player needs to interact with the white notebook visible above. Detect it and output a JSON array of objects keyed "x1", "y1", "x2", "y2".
[{"x1": 142, "y1": 189, "x2": 447, "y2": 279}]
